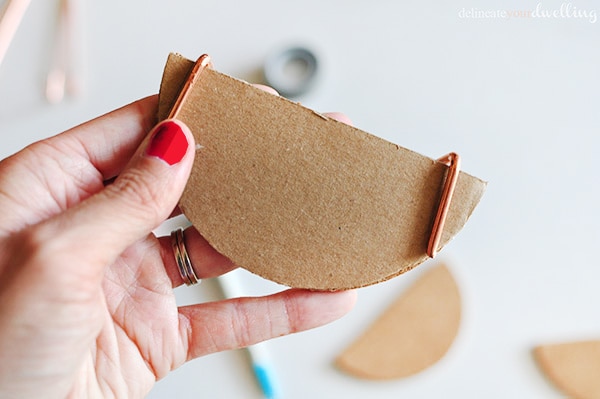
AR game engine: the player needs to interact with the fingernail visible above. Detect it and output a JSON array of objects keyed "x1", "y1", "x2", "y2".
[{"x1": 146, "y1": 120, "x2": 188, "y2": 165}]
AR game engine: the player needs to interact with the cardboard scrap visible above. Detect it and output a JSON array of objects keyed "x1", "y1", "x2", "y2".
[
  {"x1": 157, "y1": 53, "x2": 486, "y2": 290},
  {"x1": 534, "y1": 340, "x2": 600, "y2": 399},
  {"x1": 335, "y1": 264, "x2": 461, "y2": 379}
]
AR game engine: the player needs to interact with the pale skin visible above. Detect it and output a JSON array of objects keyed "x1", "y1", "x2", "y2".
[{"x1": 0, "y1": 93, "x2": 356, "y2": 398}]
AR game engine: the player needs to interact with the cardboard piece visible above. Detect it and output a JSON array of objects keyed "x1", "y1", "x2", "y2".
[
  {"x1": 335, "y1": 264, "x2": 461, "y2": 379},
  {"x1": 534, "y1": 340, "x2": 600, "y2": 399},
  {"x1": 158, "y1": 53, "x2": 486, "y2": 290}
]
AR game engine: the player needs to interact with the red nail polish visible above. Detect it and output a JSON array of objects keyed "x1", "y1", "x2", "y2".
[{"x1": 146, "y1": 121, "x2": 188, "y2": 165}]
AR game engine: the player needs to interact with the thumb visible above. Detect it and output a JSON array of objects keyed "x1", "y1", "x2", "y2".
[
  {"x1": 0, "y1": 119, "x2": 194, "y2": 398},
  {"x1": 33, "y1": 119, "x2": 195, "y2": 278}
]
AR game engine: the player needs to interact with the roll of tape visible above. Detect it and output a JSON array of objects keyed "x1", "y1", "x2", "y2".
[{"x1": 263, "y1": 46, "x2": 318, "y2": 97}]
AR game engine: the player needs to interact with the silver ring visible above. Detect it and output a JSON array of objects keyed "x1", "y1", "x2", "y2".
[{"x1": 171, "y1": 228, "x2": 201, "y2": 286}]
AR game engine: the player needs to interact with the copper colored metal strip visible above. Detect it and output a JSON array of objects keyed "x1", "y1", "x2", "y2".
[
  {"x1": 427, "y1": 152, "x2": 461, "y2": 258},
  {"x1": 0, "y1": 0, "x2": 32, "y2": 67},
  {"x1": 167, "y1": 54, "x2": 212, "y2": 119}
]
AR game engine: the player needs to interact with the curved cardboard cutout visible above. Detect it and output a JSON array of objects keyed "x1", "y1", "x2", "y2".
[
  {"x1": 158, "y1": 53, "x2": 486, "y2": 290},
  {"x1": 534, "y1": 340, "x2": 600, "y2": 399},
  {"x1": 336, "y1": 264, "x2": 461, "y2": 379}
]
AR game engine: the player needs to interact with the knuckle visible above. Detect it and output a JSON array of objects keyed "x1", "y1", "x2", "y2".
[
  {"x1": 279, "y1": 294, "x2": 300, "y2": 334},
  {"x1": 230, "y1": 300, "x2": 254, "y2": 347},
  {"x1": 231, "y1": 296, "x2": 299, "y2": 347}
]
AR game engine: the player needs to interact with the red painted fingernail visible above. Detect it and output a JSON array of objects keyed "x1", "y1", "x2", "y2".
[{"x1": 146, "y1": 120, "x2": 188, "y2": 165}]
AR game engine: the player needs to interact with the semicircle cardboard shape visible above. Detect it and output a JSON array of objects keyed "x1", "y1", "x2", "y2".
[
  {"x1": 534, "y1": 340, "x2": 600, "y2": 399},
  {"x1": 158, "y1": 53, "x2": 486, "y2": 290},
  {"x1": 336, "y1": 263, "x2": 461, "y2": 379}
]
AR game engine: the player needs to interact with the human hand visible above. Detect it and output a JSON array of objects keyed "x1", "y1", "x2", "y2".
[{"x1": 0, "y1": 95, "x2": 356, "y2": 398}]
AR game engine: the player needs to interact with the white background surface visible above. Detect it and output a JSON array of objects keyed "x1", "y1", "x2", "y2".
[{"x1": 1, "y1": 0, "x2": 599, "y2": 398}]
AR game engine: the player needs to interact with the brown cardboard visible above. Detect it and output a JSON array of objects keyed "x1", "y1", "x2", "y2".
[
  {"x1": 335, "y1": 264, "x2": 461, "y2": 379},
  {"x1": 534, "y1": 341, "x2": 600, "y2": 399},
  {"x1": 158, "y1": 53, "x2": 487, "y2": 290}
]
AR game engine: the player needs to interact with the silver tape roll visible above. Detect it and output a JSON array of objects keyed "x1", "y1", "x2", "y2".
[{"x1": 263, "y1": 46, "x2": 318, "y2": 97}]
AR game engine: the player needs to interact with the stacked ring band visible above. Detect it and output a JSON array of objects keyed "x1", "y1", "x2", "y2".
[{"x1": 171, "y1": 228, "x2": 201, "y2": 286}]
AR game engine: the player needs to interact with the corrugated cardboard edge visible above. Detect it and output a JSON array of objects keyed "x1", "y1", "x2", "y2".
[{"x1": 157, "y1": 53, "x2": 487, "y2": 290}]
